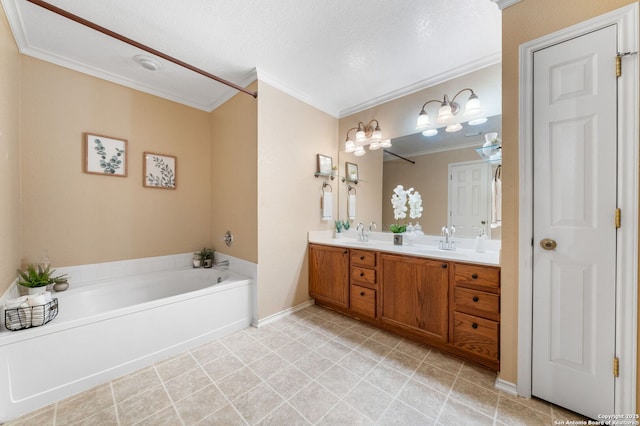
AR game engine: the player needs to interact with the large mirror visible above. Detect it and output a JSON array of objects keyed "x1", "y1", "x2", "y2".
[{"x1": 382, "y1": 114, "x2": 501, "y2": 239}]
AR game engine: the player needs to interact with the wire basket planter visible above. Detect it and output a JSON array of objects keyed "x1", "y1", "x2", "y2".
[{"x1": 4, "y1": 298, "x2": 58, "y2": 331}]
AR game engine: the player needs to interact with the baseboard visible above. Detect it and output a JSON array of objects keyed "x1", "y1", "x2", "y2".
[
  {"x1": 495, "y1": 377, "x2": 518, "y2": 395},
  {"x1": 252, "y1": 299, "x2": 315, "y2": 328}
]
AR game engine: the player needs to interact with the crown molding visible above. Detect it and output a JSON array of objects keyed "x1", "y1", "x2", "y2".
[{"x1": 490, "y1": 0, "x2": 523, "y2": 10}]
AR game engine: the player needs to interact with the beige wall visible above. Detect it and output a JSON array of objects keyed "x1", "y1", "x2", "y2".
[
  {"x1": 338, "y1": 64, "x2": 501, "y2": 233},
  {"x1": 256, "y1": 81, "x2": 338, "y2": 319},
  {"x1": 19, "y1": 56, "x2": 213, "y2": 268},
  {"x1": 501, "y1": 0, "x2": 638, "y2": 398},
  {"x1": 211, "y1": 82, "x2": 258, "y2": 263},
  {"x1": 382, "y1": 147, "x2": 479, "y2": 234},
  {"x1": 0, "y1": 10, "x2": 21, "y2": 295}
]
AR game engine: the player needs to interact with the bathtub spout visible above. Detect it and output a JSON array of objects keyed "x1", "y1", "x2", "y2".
[{"x1": 215, "y1": 259, "x2": 230, "y2": 268}]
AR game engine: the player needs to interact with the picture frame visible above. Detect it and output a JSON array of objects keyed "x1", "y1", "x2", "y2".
[
  {"x1": 346, "y1": 162, "x2": 359, "y2": 182},
  {"x1": 143, "y1": 152, "x2": 176, "y2": 189},
  {"x1": 317, "y1": 154, "x2": 333, "y2": 175},
  {"x1": 83, "y1": 133, "x2": 128, "y2": 177}
]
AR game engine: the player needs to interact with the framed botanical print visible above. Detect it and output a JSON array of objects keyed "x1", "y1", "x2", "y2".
[
  {"x1": 143, "y1": 152, "x2": 176, "y2": 189},
  {"x1": 84, "y1": 133, "x2": 127, "y2": 177}
]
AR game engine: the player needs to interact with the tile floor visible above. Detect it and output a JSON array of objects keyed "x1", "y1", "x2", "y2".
[{"x1": 6, "y1": 304, "x2": 588, "y2": 426}]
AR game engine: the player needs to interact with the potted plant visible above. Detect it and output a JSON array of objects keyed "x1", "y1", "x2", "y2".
[
  {"x1": 17, "y1": 264, "x2": 67, "y2": 295},
  {"x1": 390, "y1": 185, "x2": 423, "y2": 245},
  {"x1": 199, "y1": 248, "x2": 214, "y2": 268},
  {"x1": 334, "y1": 220, "x2": 343, "y2": 238}
]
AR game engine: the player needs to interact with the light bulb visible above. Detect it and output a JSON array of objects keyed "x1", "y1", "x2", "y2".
[
  {"x1": 345, "y1": 139, "x2": 355, "y2": 153},
  {"x1": 416, "y1": 110, "x2": 431, "y2": 129},
  {"x1": 464, "y1": 93, "x2": 482, "y2": 118},
  {"x1": 355, "y1": 129, "x2": 366, "y2": 142},
  {"x1": 371, "y1": 127, "x2": 382, "y2": 141},
  {"x1": 354, "y1": 146, "x2": 366, "y2": 156},
  {"x1": 437, "y1": 103, "x2": 454, "y2": 124}
]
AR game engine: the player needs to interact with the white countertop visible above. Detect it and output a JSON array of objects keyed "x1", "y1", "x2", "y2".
[{"x1": 308, "y1": 230, "x2": 501, "y2": 266}]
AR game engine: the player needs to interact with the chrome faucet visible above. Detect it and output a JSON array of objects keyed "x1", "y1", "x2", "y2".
[
  {"x1": 440, "y1": 225, "x2": 456, "y2": 250},
  {"x1": 356, "y1": 222, "x2": 368, "y2": 242},
  {"x1": 369, "y1": 222, "x2": 377, "y2": 232},
  {"x1": 214, "y1": 259, "x2": 230, "y2": 268}
]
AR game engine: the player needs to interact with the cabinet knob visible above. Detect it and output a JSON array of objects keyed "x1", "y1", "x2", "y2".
[
  {"x1": 472, "y1": 296, "x2": 479, "y2": 302},
  {"x1": 441, "y1": 263, "x2": 447, "y2": 269},
  {"x1": 472, "y1": 323, "x2": 478, "y2": 329},
  {"x1": 343, "y1": 250, "x2": 349, "y2": 254},
  {"x1": 360, "y1": 291, "x2": 365, "y2": 296},
  {"x1": 360, "y1": 272, "x2": 365, "y2": 277},
  {"x1": 471, "y1": 273, "x2": 478, "y2": 279},
  {"x1": 360, "y1": 256, "x2": 365, "y2": 260}
]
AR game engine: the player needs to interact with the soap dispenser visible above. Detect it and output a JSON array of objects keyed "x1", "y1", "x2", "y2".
[{"x1": 475, "y1": 229, "x2": 486, "y2": 253}]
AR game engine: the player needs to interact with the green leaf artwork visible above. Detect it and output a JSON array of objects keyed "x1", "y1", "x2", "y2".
[
  {"x1": 146, "y1": 156, "x2": 175, "y2": 188},
  {"x1": 94, "y1": 139, "x2": 124, "y2": 174}
]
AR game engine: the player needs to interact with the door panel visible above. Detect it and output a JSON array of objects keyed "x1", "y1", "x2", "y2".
[
  {"x1": 449, "y1": 161, "x2": 490, "y2": 238},
  {"x1": 532, "y1": 25, "x2": 617, "y2": 418}
]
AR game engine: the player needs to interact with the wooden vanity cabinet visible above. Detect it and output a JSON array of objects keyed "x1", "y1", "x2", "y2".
[
  {"x1": 308, "y1": 244, "x2": 349, "y2": 308},
  {"x1": 349, "y1": 249, "x2": 378, "y2": 319},
  {"x1": 379, "y1": 254, "x2": 449, "y2": 342},
  {"x1": 450, "y1": 263, "x2": 501, "y2": 368}
]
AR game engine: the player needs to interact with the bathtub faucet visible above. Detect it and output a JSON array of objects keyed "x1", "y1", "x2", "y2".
[{"x1": 215, "y1": 259, "x2": 230, "y2": 268}]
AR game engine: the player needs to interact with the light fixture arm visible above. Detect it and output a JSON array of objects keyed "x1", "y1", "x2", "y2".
[
  {"x1": 418, "y1": 99, "x2": 444, "y2": 113},
  {"x1": 344, "y1": 127, "x2": 359, "y2": 141},
  {"x1": 449, "y1": 88, "x2": 476, "y2": 106}
]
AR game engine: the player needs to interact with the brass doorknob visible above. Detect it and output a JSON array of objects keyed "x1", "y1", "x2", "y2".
[{"x1": 540, "y1": 238, "x2": 557, "y2": 250}]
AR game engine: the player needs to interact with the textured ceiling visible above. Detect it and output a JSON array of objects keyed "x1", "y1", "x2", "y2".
[{"x1": 1, "y1": 0, "x2": 501, "y2": 117}]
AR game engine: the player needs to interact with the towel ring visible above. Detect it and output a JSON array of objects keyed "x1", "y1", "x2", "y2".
[
  {"x1": 322, "y1": 182, "x2": 332, "y2": 193},
  {"x1": 348, "y1": 185, "x2": 356, "y2": 195}
]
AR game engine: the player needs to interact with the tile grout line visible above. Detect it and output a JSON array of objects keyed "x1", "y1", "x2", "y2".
[
  {"x1": 150, "y1": 363, "x2": 186, "y2": 426},
  {"x1": 108, "y1": 381, "x2": 121, "y2": 426}
]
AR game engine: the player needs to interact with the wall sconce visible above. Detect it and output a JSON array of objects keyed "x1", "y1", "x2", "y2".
[
  {"x1": 415, "y1": 88, "x2": 487, "y2": 137},
  {"x1": 344, "y1": 119, "x2": 391, "y2": 156}
]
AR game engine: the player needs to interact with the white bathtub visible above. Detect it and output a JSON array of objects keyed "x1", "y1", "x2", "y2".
[{"x1": 0, "y1": 266, "x2": 254, "y2": 422}]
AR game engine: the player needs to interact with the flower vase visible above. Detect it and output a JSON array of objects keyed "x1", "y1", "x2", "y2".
[
  {"x1": 27, "y1": 286, "x2": 47, "y2": 295},
  {"x1": 393, "y1": 233, "x2": 403, "y2": 246}
]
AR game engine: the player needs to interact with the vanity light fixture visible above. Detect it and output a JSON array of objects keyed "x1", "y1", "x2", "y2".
[
  {"x1": 344, "y1": 119, "x2": 391, "y2": 156},
  {"x1": 415, "y1": 88, "x2": 487, "y2": 136}
]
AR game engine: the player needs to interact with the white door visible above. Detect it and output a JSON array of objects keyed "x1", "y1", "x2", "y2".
[
  {"x1": 448, "y1": 161, "x2": 490, "y2": 238},
  {"x1": 532, "y1": 25, "x2": 618, "y2": 418}
]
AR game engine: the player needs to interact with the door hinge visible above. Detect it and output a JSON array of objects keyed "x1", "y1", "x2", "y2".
[
  {"x1": 614, "y1": 356, "x2": 620, "y2": 378},
  {"x1": 616, "y1": 52, "x2": 638, "y2": 78},
  {"x1": 615, "y1": 208, "x2": 621, "y2": 228}
]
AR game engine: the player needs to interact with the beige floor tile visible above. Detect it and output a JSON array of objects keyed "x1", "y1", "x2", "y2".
[
  {"x1": 450, "y1": 377, "x2": 499, "y2": 417},
  {"x1": 289, "y1": 382, "x2": 339, "y2": 424},
  {"x1": 438, "y1": 397, "x2": 495, "y2": 426},
  {"x1": 56, "y1": 384, "x2": 115, "y2": 425},
  {"x1": 380, "y1": 349, "x2": 422, "y2": 376},
  {"x1": 199, "y1": 404, "x2": 247, "y2": 426},
  {"x1": 315, "y1": 340, "x2": 353, "y2": 363},
  {"x1": 5, "y1": 406, "x2": 54, "y2": 426},
  {"x1": 501, "y1": 394, "x2": 553, "y2": 417},
  {"x1": 231, "y1": 382, "x2": 284, "y2": 424},
  {"x1": 356, "y1": 338, "x2": 393, "y2": 361},
  {"x1": 370, "y1": 329, "x2": 403, "y2": 348},
  {"x1": 266, "y1": 365, "x2": 312, "y2": 399},
  {"x1": 216, "y1": 366, "x2": 262, "y2": 401},
  {"x1": 112, "y1": 367, "x2": 161, "y2": 404},
  {"x1": 190, "y1": 340, "x2": 230, "y2": 364},
  {"x1": 275, "y1": 340, "x2": 313, "y2": 363},
  {"x1": 174, "y1": 384, "x2": 228, "y2": 424},
  {"x1": 258, "y1": 331, "x2": 295, "y2": 351},
  {"x1": 337, "y1": 350, "x2": 379, "y2": 377},
  {"x1": 74, "y1": 406, "x2": 119, "y2": 426},
  {"x1": 316, "y1": 364, "x2": 362, "y2": 398},
  {"x1": 296, "y1": 314, "x2": 330, "y2": 330},
  {"x1": 394, "y1": 339, "x2": 431, "y2": 361},
  {"x1": 248, "y1": 351, "x2": 291, "y2": 380},
  {"x1": 165, "y1": 366, "x2": 213, "y2": 402},
  {"x1": 256, "y1": 402, "x2": 311, "y2": 426},
  {"x1": 458, "y1": 362, "x2": 497, "y2": 391},
  {"x1": 424, "y1": 349, "x2": 464, "y2": 374},
  {"x1": 377, "y1": 400, "x2": 435, "y2": 426},
  {"x1": 155, "y1": 353, "x2": 199, "y2": 382},
  {"x1": 343, "y1": 380, "x2": 393, "y2": 421},
  {"x1": 496, "y1": 395, "x2": 553, "y2": 426},
  {"x1": 364, "y1": 364, "x2": 410, "y2": 397},
  {"x1": 281, "y1": 322, "x2": 314, "y2": 339},
  {"x1": 293, "y1": 351, "x2": 334, "y2": 379},
  {"x1": 135, "y1": 406, "x2": 182, "y2": 426},
  {"x1": 233, "y1": 339, "x2": 272, "y2": 364},
  {"x1": 412, "y1": 361, "x2": 457, "y2": 395},
  {"x1": 332, "y1": 328, "x2": 369, "y2": 348},
  {"x1": 326, "y1": 313, "x2": 358, "y2": 328},
  {"x1": 201, "y1": 353, "x2": 244, "y2": 381},
  {"x1": 117, "y1": 385, "x2": 172, "y2": 425},
  {"x1": 349, "y1": 320, "x2": 380, "y2": 338},
  {"x1": 397, "y1": 379, "x2": 447, "y2": 419},
  {"x1": 314, "y1": 321, "x2": 347, "y2": 337},
  {"x1": 296, "y1": 329, "x2": 333, "y2": 349},
  {"x1": 220, "y1": 330, "x2": 257, "y2": 351},
  {"x1": 317, "y1": 401, "x2": 374, "y2": 426}
]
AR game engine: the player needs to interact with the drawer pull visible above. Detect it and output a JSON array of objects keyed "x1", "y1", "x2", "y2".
[
  {"x1": 360, "y1": 291, "x2": 365, "y2": 296},
  {"x1": 472, "y1": 323, "x2": 478, "y2": 329},
  {"x1": 441, "y1": 263, "x2": 447, "y2": 269},
  {"x1": 360, "y1": 255, "x2": 365, "y2": 260},
  {"x1": 472, "y1": 296, "x2": 479, "y2": 302},
  {"x1": 343, "y1": 250, "x2": 349, "y2": 254},
  {"x1": 471, "y1": 273, "x2": 478, "y2": 279},
  {"x1": 360, "y1": 272, "x2": 365, "y2": 277}
]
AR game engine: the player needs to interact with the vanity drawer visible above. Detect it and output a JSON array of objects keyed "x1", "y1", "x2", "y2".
[
  {"x1": 351, "y1": 266, "x2": 376, "y2": 286},
  {"x1": 454, "y1": 287, "x2": 499, "y2": 321},
  {"x1": 454, "y1": 264, "x2": 500, "y2": 291},
  {"x1": 350, "y1": 285, "x2": 376, "y2": 319},
  {"x1": 351, "y1": 250, "x2": 376, "y2": 267},
  {"x1": 451, "y1": 312, "x2": 499, "y2": 360}
]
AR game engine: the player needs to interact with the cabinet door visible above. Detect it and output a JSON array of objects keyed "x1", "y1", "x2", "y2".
[
  {"x1": 380, "y1": 254, "x2": 449, "y2": 342},
  {"x1": 308, "y1": 244, "x2": 349, "y2": 308}
]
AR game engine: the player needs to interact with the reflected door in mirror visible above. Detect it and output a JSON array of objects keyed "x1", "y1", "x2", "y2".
[{"x1": 448, "y1": 161, "x2": 490, "y2": 238}]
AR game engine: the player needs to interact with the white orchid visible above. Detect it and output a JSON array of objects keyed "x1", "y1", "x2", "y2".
[{"x1": 390, "y1": 185, "x2": 422, "y2": 232}]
